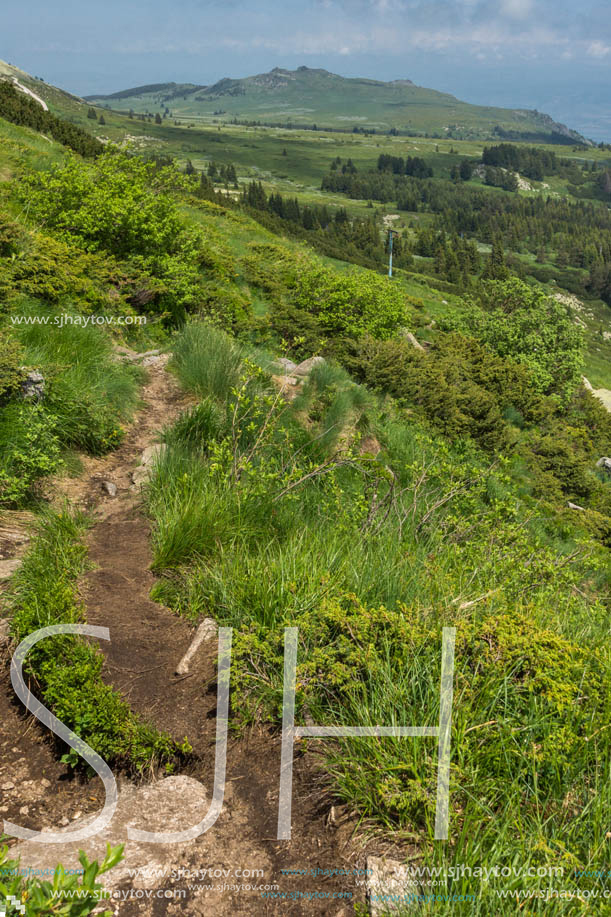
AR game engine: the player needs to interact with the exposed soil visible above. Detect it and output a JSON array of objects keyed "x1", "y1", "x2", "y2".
[{"x1": 0, "y1": 354, "x2": 370, "y2": 915}]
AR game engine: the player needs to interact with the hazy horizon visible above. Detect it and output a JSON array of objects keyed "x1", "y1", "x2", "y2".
[{"x1": 3, "y1": 0, "x2": 610, "y2": 141}]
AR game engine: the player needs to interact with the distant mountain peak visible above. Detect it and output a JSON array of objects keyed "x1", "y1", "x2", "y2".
[{"x1": 84, "y1": 63, "x2": 587, "y2": 144}]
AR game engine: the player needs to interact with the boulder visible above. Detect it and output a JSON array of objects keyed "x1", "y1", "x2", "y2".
[
  {"x1": 293, "y1": 356, "x2": 325, "y2": 376},
  {"x1": 11, "y1": 776, "x2": 208, "y2": 891}
]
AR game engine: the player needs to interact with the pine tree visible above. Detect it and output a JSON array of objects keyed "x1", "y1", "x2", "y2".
[
  {"x1": 483, "y1": 237, "x2": 510, "y2": 281},
  {"x1": 87, "y1": 107, "x2": 97, "y2": 120}
]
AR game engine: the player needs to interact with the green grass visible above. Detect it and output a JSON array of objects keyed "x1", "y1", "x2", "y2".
[
  {"x1": 0, "y1": 301, "x2": 143, "y2": 508},
  {"x1": 146, "y1": 322, "x2": 611, "y2": 914}
]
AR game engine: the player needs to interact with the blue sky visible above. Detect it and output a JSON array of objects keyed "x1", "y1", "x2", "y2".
[{"x1": 3, "y1": 0, "x2": 610, "y2": 139}]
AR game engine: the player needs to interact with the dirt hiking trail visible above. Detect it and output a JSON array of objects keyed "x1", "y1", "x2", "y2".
[{"x1": 1, "y1": 353, "x2": 373, "y2": 915}]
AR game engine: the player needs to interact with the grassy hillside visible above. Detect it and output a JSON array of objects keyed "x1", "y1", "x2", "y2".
[
  {"x1": 0, "y1": 78, "x2": 610, "y2": 914},
  {"x1": 86, "y1": 66, "x2": 586, "y2": 143}
]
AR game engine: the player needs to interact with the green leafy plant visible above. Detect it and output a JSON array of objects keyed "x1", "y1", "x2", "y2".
[{"x1": 0, "y1": 843, "x2": 123, "y2": 916}]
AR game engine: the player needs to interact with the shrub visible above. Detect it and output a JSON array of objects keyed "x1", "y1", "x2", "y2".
[
  {"x1": 18, "y1": 152, "x2": 185, "y2": 258},
  {"x1": 0, "y1": 330, "x2": 25, "y2": 402},
  {"x1": 0, "y1": 403, "x2": 62, "y2": 506},
  {"x1": 354, "y1": 332, "x2": 542, "y2": 450},
  {"x1": 464, "y1": 278, "x2": 584, "y2": 403},
  {"x1": 291, "y1": 263, "x2": 408, "y2": 339}
]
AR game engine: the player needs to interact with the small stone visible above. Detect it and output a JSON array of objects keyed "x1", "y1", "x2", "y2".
[
  {"x1": 101, "y1": 481, "x2": 118, "y2": 497},
  {"x1": 142, "y1": 354, "x2": 165, "y2": 366},
  {"x1": 402, "y1": 330, "x2": 425, "y2": 352},
  {"x1": 568, "y1": 501, "x2": 585, "y2": 511},
  {"x1": 175, "y1": 618, "x2": 218, "y2": 676},
  {"x1": 40, "y1": 779, "x2": 51, "y2": 788},
  {"x1": 367, "y1": 856, "x2": 423, "y2": 916},
  {"x1": 359, "y1": 435, "x2": 382, "y2": 457},
  {"x1": 60, "y1": 816, "x2": 70, "y2": 826},
  {"x1": 2, "y1": 781, "x2": 15, "y2": 790},
  {"x1": 20, "y1": 370, "x2": 45, "y2": 401},
  {"x1": 131, "y1": 443, "x2": 167, "y2": 487},
  {"x1": 272, "y1": 374, "x2": 299, "y2": 391},
  {"x1": 19, "y1": 806, "x2": 29, "y2": 816},
  {"x1": 596, "y1": 457, "x2": 611, "y2": 475},
  {"x1": 72, "y1": 810, "x2": 83, "y2": 820},
  {"x1": 0, "y1": 618, "x2": 10, "y2": 645}
]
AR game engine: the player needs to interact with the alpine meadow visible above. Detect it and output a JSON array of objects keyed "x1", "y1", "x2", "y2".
[{"x1": 0, "y1": 8, "x2": 610, "y2": 915}]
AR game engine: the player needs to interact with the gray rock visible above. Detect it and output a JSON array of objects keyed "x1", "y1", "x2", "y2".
[
  {"x1": 293, "y1": 356, "x2": 325, "y2": 376},
  {"x1": 367, "y1": 856, "x2": 423, "y2": 915},
  {"x1": 0, "y1": 618, "x2": 10, "y2": 647},
  {"x1": 12, "y1": 776, "x2": 208, "y2": 891},
  {"x1": 102, "y1": 481, "x2": 118, "y2": 497},
  {"x1": 596, "y1": 457, "x2": 611, "y2": 475},
  {"x1": 0, "y1": 557, "x2": 22, "y2": 582},
  {"x1": 20, "y1": 370, "x2": 45, "y2": 401},
  {"x1": 402, "y1": 331, "x2": 425, "y2": 352},
  {"x1": 567, "y1": 502, "x2": 585, "y2": 511},
  {"x1": 176, "y1": 618, "x2": 218, "y2": 675},
  {"x1": 273, "y1": 357, "x2": 298, "y2": 373},
  {"x1": 131, "y1": 443, "x2": 167, "y2": 487}
]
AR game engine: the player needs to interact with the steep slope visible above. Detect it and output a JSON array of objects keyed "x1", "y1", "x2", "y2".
[
  {"x1": 86, "y1": 65, "x2": 586, "y2": 142},
  {"x1": 0, "y1": 57, "x2": 90, "y2": 122}
]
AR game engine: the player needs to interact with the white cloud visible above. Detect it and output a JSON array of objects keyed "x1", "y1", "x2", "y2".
[
  {"x1": 499, "y1": 0, "x2": 534, "y2": 19},
  {"x1": 587, "y1": 40, "x2": 611, "y2": 58}
]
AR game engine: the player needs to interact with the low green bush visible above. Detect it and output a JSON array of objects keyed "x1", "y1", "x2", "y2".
[
  {"x1": 0, "y1": 403, "x2": 62, "y2": 505},
  {"x1": 0, "y1": 843, "x2": 123, "y2": 916}
]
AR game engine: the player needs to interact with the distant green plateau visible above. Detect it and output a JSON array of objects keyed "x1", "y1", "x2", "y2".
[{"x1": 85, "y1": 65, "x2": 586, "y2": 143}]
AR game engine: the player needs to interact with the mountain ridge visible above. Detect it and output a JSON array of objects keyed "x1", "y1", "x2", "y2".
[{"x1": 84, "y1": 64, "x2": 587, "y2": 143}]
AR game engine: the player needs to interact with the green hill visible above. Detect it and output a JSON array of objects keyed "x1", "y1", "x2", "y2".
[{"x1": 86, "y1": 65, "x2": 587, "y2": 143}]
